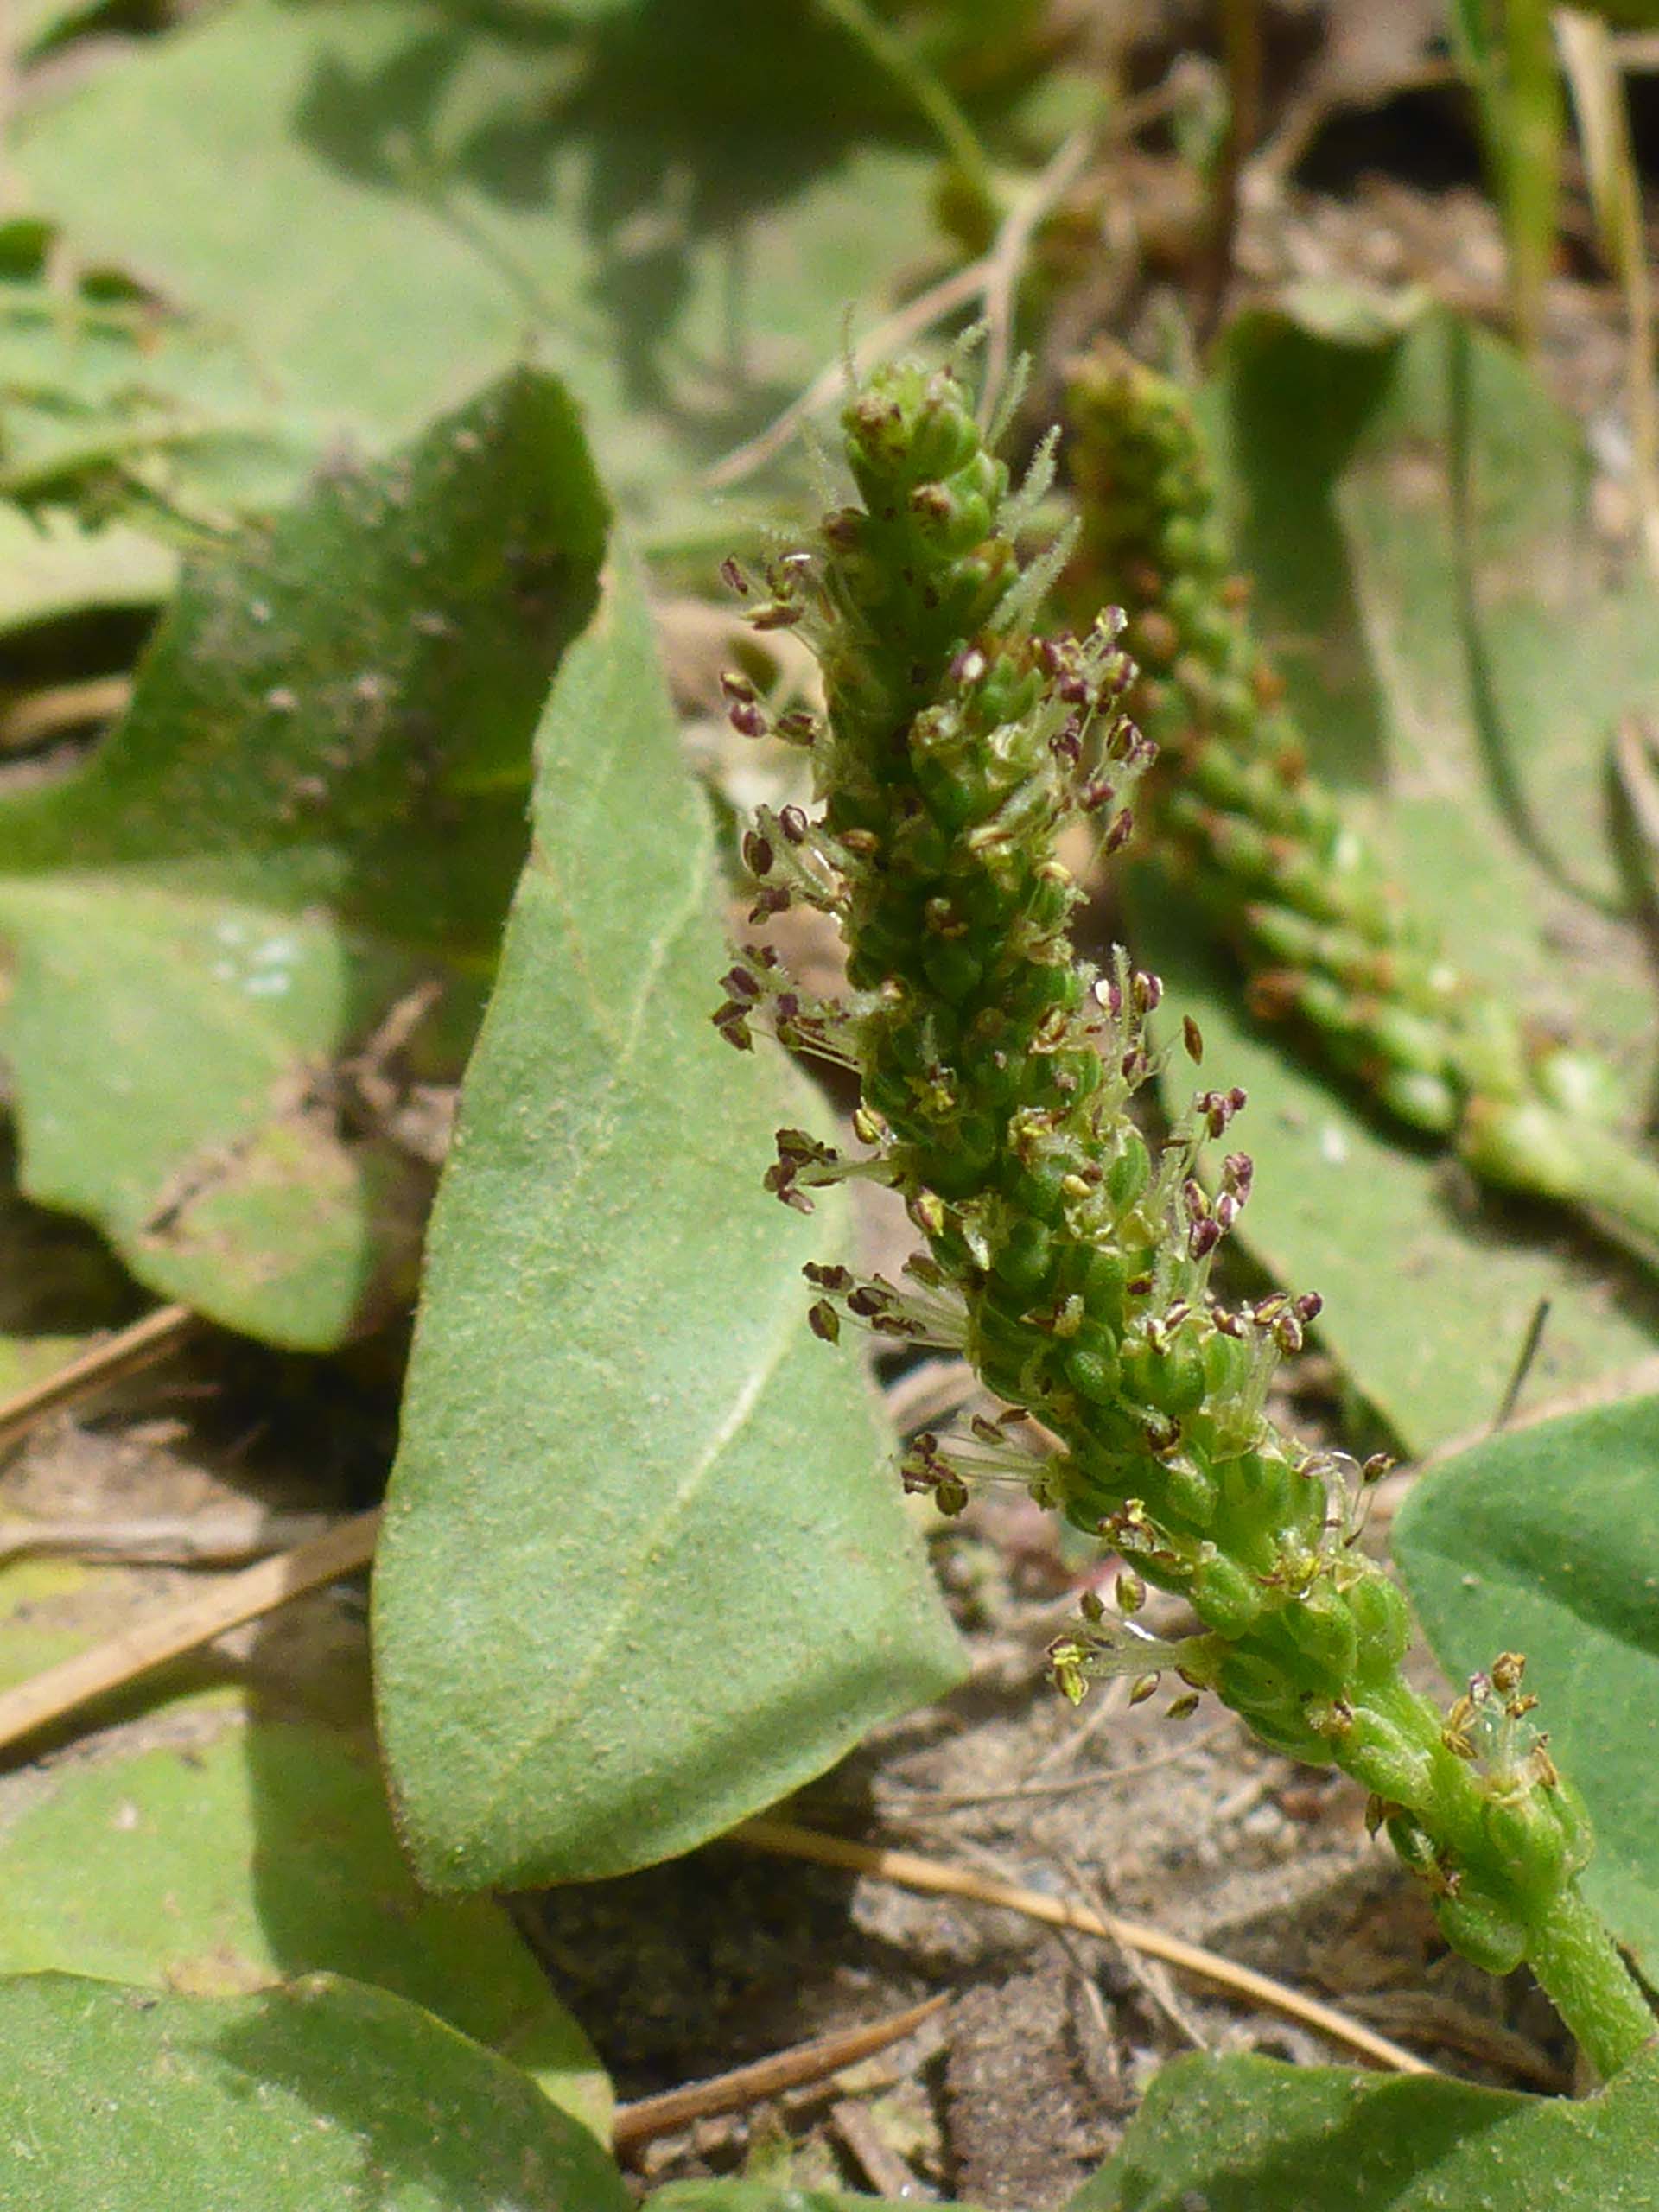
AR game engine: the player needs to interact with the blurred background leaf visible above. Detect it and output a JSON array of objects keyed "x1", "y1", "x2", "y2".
[{"x1": 10, "y1": 0, "x2": 1020, "y2": 541}]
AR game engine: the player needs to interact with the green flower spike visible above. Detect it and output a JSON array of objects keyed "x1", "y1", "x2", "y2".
[
  {"x1": 714, "y1": 358, "x2": 1655, "y2": 2082},
  {"x1": 1060, "y1": 344, "x2": 1659, "y2": 1279}
]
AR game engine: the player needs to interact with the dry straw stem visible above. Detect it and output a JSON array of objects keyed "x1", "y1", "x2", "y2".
[
  {"x1": 0, "y1": 1509, "x2": 381, "y2": 1758},
  {"x1": 610, "y1": 1993, "x2": 947, "y2": 2155},
  {"x1": 976, "y1": 124, "x2": 1096, "y2": 432},
  {"x1": 828, "y1": 2095, "x2": 926, "y2": 2198},
  {"x1": 0, "y1": 1301, "x2": 197, "y2": 1459},
  {"x1": 705, "y1": 259, "x2": 995, "y2": 490},
  {"x1": 0, "y1": 1308, "x2": 378, "y2": 1751},
  {"x1": 734, "y1": 1816, "x2": 1432, "y2": 2075},
  {"x1": 0, "y1": 1510, "x2": 340, "y2": 1567},
  {"x1": 0, "y1": 673, "x2": 133, "y2": 753}
]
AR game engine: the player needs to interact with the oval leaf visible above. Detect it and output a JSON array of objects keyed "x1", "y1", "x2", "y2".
[
  {"x1": 0, "y1": 1575, "x2": 611, "y2": 2137},
  {"x1": 1394, "y1": 1392, "x2": 1659, "y2": 1972},
  {"x1": 0, "y1": 367, "x2": 607, "y2": 1349},
  {"x1": 372, "y1": 562, "x2": 964, "y2": 1889},
  {"x1": 0, "y1": 1717, "x2": 612, "y2": 2135},
  {"x1": 1068, "y1": 2046, "x2": 1659, "y2": 2210},
  {"x1": 0, "y1": 1970, "x2": 630, "y2": 2211}
]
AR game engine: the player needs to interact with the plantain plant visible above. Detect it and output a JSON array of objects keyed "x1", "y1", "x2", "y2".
[{"x1": 713, "y1": 355, "x2": 1657, "y2": 2086}]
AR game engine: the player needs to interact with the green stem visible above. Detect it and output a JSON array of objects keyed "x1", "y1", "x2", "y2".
[
  {"x1": 1525, "y1": 1884, "x2": 1656, "y2": 2082},
  {"x1": 812, "y1": 0, "x2": 995, "y2": 215},
  {"x1": 1497, "y1": 0, "x2": 1562, "y2": 353}
]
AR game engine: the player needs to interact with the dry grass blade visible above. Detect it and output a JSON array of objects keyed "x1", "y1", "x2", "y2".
[
  {"x1": 0, "y1": 673, "x2": 133, "y2": 752},
  {"x1": 609, "y1": 1993, "x2": 947, "y2": 2154},
  {"x1": 734, "y1": 1816, "x2": 1433, "y2": 2075},
  {"x1": 0, "y1": 1303, "x2": 197, "y2": 1459},
  {"x1": 977, "y1": 125, "x2": 1096, "y2": 431},
  {"x1": 829, "y1": 2097, "x2": 930, "y2": 2199},
  {"x1": 703, "y1": 257, "x2": 994, "y2": 490},
  {"x1": 0, "y1": 1509, "x2": 381, "y2": 1758}
]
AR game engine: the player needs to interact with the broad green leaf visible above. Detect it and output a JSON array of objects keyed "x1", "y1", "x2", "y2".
[
  {"x1": 0, "y1": 1537, "x2": 612, "y2": 2134},
  {"x1": 1132, "y1": 309, "x2": 1659, "y2": 1453},
  {"x1": 7, "y1": 0, "x2": 103, "y2": 61},
  {"x1": 1394, "y1": 1393, "x2": 1659, "y2": 1974},
  {"x1": 16, "y1": 0, "x2": 957, "y2": 531},
  {"x1": 0, "y1": 1713, "x2": 613, "y2": 2134},
  {"x1": 0, "y1": 367, "x2": 607, "y2": 1349},
  {"x1": 373, "y1": 562, "x2": 964, "y2": 1889},
  {"x1": 0, "y1": 1970, "x2": 631, "y2": 2211},
  {"x1": 1068, "y1": 2046, "x2": 1659, "y2": 2210}
]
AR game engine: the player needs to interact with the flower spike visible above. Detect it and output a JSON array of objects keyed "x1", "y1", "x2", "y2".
[{"x1": 713, "y1": 356, "x2": 1656, "y2": 2080}]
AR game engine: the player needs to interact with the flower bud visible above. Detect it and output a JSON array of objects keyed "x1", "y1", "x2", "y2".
[
  {"x1": 1433, "y1": 1885, "x2": 1528, "y2": 1978},
  {"x1": 1346, "y1": 1569, "x2": 1412, "y2": 1675},
  {"x1": 1064, "y1": 1341, "x2": 1122, "y2": 1405},
  {"x1": 1276, "y1": 1589, "x2": 1359, "y2": 1685},
  {"x1": 1322, "y1": 1698, "x2": 1432, "y2": 1808},
  {"x1": 992, "y1": 1217, "x2": 1058, "y2": 1300},
  {"x1": 1481, "y1": 1786, "x2": 1570, "y2": 1898},
  {"x1": 1189, "y1": 1549, "x2": 1262, "y2": 1637}
]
